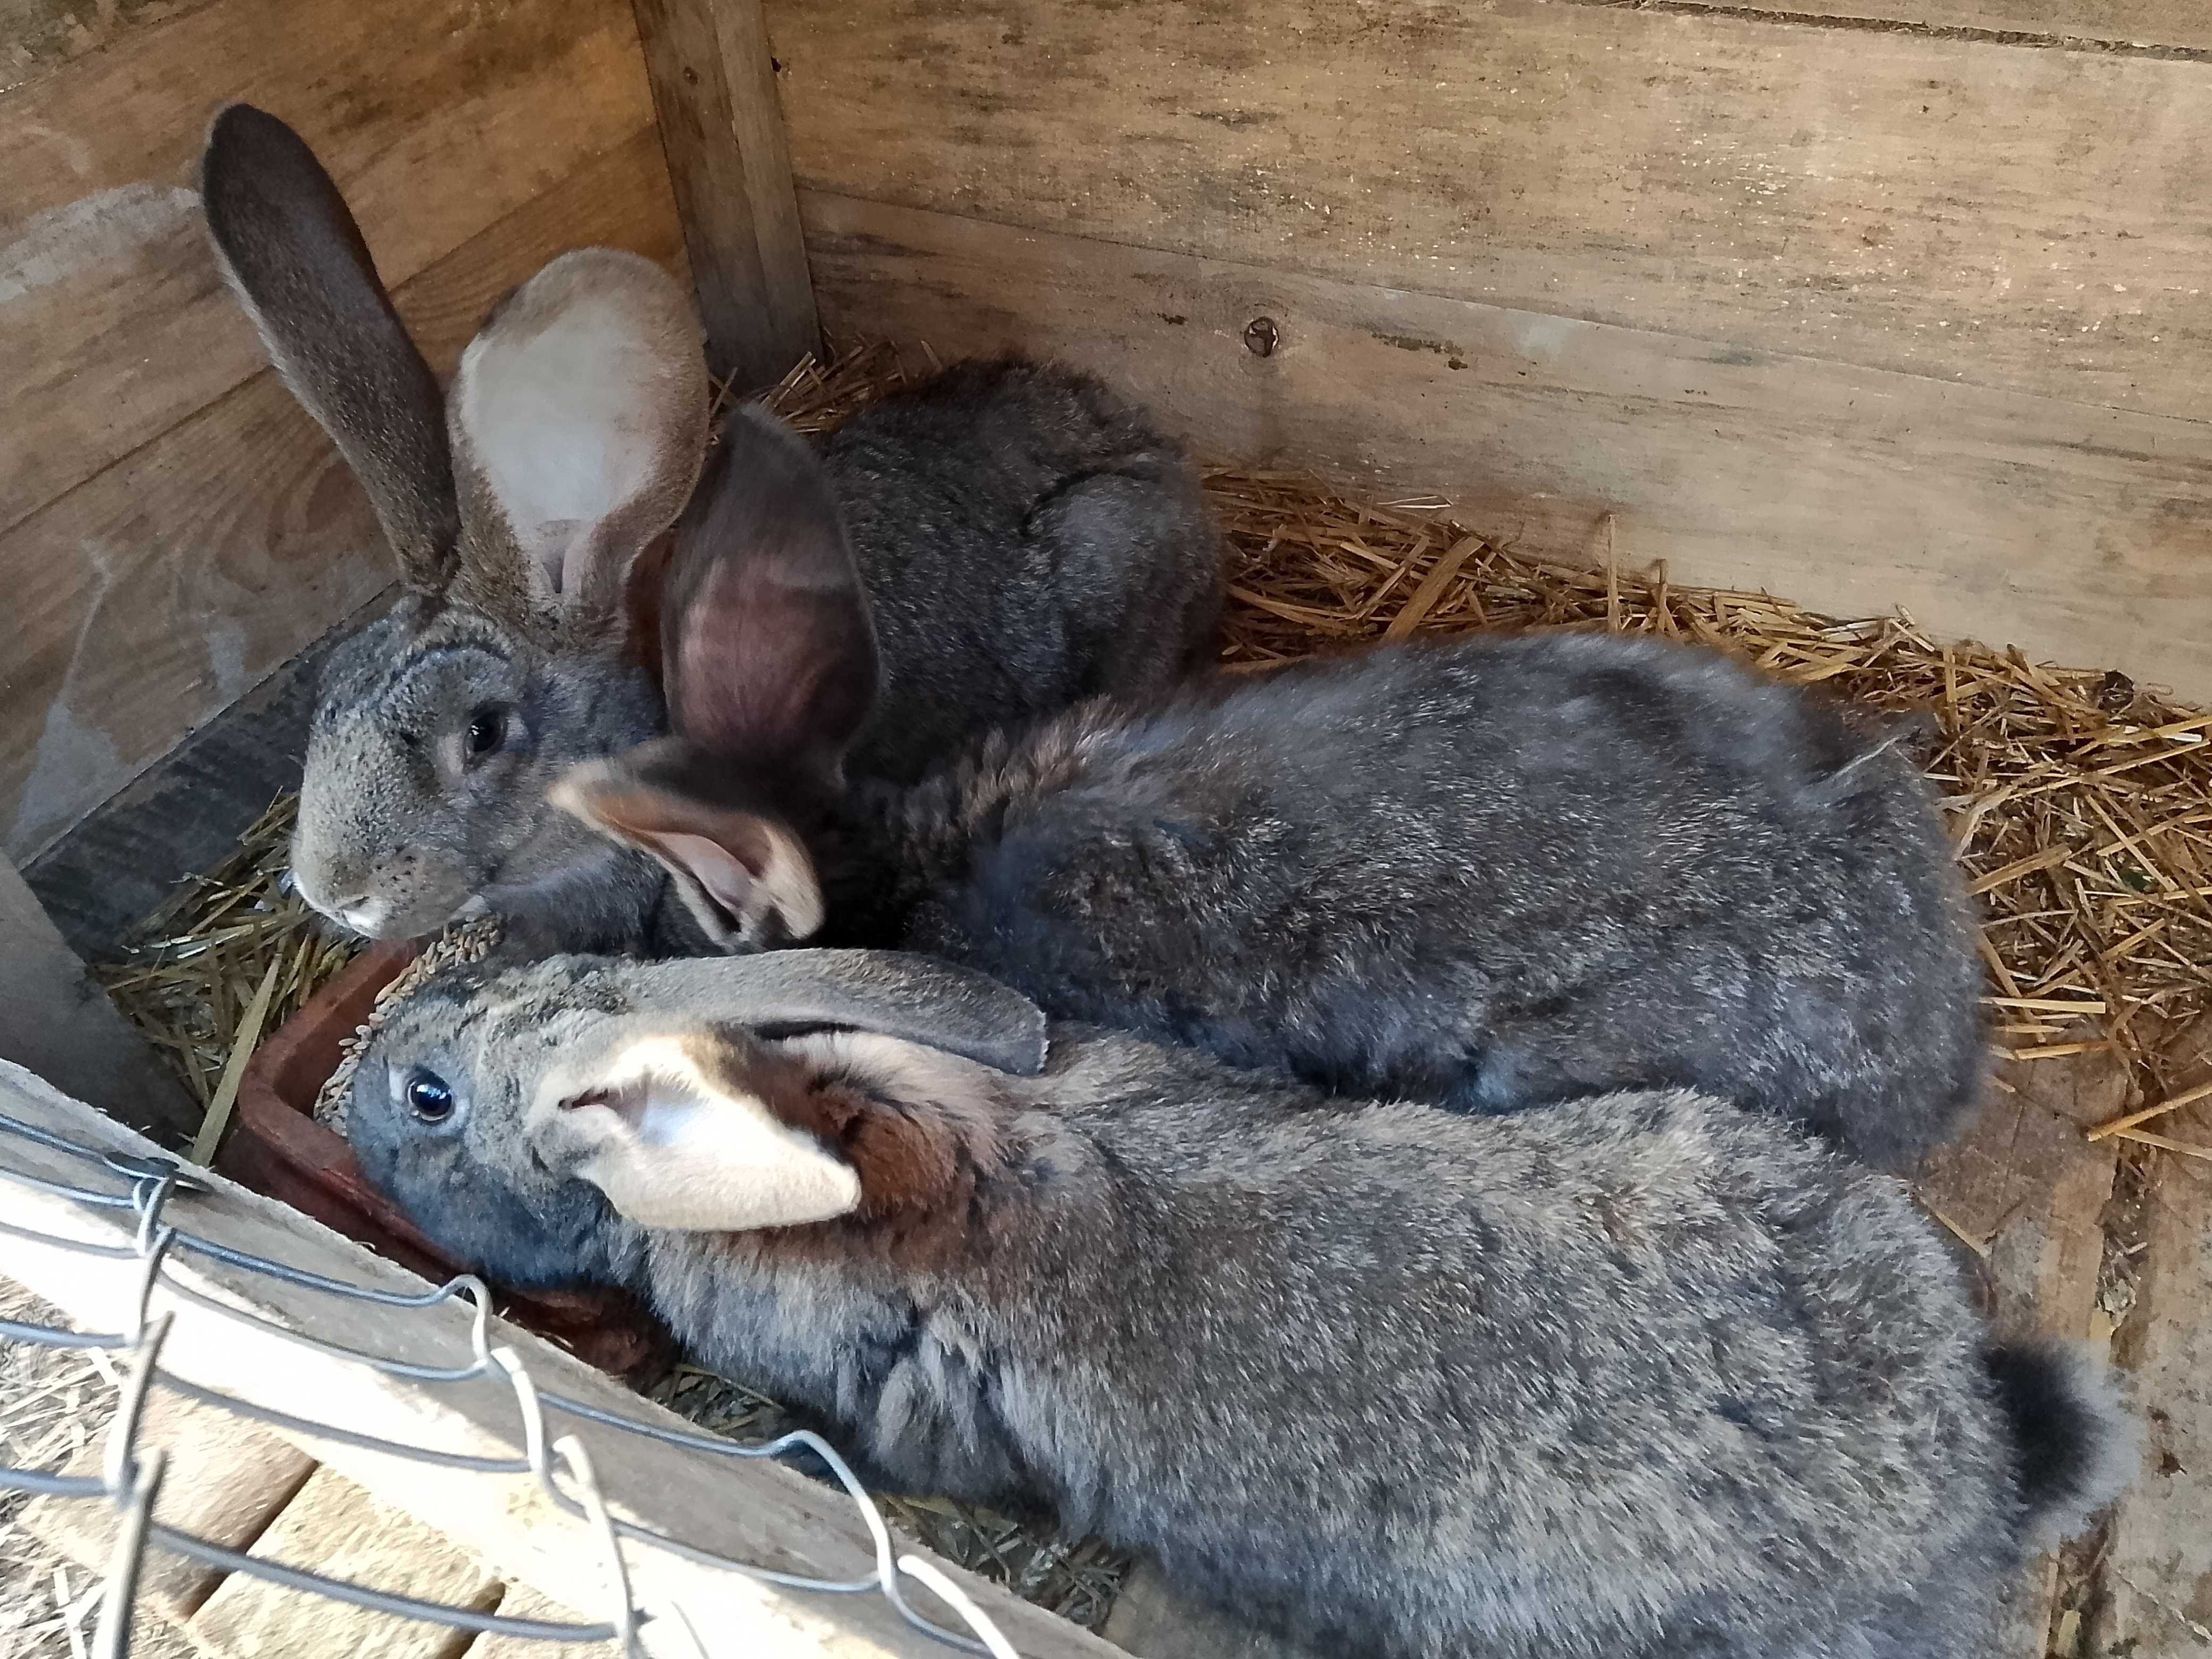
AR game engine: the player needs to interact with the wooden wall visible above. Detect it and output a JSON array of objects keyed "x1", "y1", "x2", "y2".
[
  {"x1": 762, "y1": 0, "x2": 2212, "y2": 703},
  {"x1": 0, "y1": 0, "x2": 683, "y2": 864}
]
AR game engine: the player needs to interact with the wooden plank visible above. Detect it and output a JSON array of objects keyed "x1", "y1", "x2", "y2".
[
  {"x1": 0, "y1": 0, "x2": 659, "y2": 536},
  {"x1": 0, "y1": 1061, "x2": 1125, "y2": 1659},
  {"x1": 462, "y1": 1583, "x2": 615, "y2": 1659},
  {"x1": 1102, "y1": 1560, "x2": 1314, "y2": 1659},
  {"x1": 0, "y1": 0, "x2": 224, "y2": 96},
  {"x1": 0, "y1": 859, "x2": 196, "y2": 1138},
  {"x1": 631, "y1": 0, "x2": 819, "y2": 388},
  {"x1": 1915, "y1": 1040, "x2": 2128, "y2": 1658},
  {"x1": 801, "y1": 192, "x2": 2212, "y2": 701},
  {"x1": 764, "y1": 0, "x2": 2212, "y2": 419},
  {"x1": 1658, "y1": 0, "x2": 2212, "y2": 49},
  {"x1": 0, "y1": 128, "x2": 682, "y2": 865},
  {"x1": 2096, "y1": 1018, "x2": 2212, "y2": 1658},
  {"x1": 189, "y1": 1465, "x2": 500, "y2": 1659},
  {"x1": 28, "y1": 1387, "x2": 317, "y2": 1623}
]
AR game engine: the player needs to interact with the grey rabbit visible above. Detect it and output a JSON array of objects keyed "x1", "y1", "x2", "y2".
[
  {"x1": 197, "y1": 105, "x2": 1221, "y2": 953},
  {"x1": 554, "y1": 411, "x2": 1985, "y2": 1170},
  {"x1": 346, "y1": 948, "x2": 2134, "y2": 1659}
]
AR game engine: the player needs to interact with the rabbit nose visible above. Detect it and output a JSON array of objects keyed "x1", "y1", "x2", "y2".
[{"x1": 324, "y1": 893, "x2": 391, "y2": 935}]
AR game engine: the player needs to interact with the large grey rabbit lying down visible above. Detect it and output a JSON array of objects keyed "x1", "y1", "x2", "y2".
[
  {"x1": 346, "y1": 949, "x2": 2134, "y2": 1659},
  {"x1": 555, "y1": 409, "x2": 1987, "y2": 1170},
  {"x1": 196, "y1": 105, "x2": 1222, "y2": 956}
]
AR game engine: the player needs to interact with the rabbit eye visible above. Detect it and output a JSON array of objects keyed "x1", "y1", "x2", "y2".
[
  {"x1": 463, "y1": 707, "x2": 507, "y2": 763},
  {"x1": 404, "y1": 1069, "x2": 457, "y2": 1123}
]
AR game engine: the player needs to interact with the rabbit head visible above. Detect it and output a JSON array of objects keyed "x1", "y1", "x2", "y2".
[
  {"x1": 549, "y1": 406, "x2": 875, "y2": 951},
  {"x1": 347, "y1": 949, "x2": 1047, "y2": 1289},
  {"x1": 200, "y1": 105, "x2": 709, "y2": 942}
]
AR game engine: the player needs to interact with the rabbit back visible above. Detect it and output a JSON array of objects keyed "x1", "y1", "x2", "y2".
[
  {"x1": 651, "y1": 1038, "x2": 2038, "y2": 1659},
  {"x1": 823, "y1": 358, "x2": 1224, "y2": 783},
  {"x1": 884, "y1": 630, "x2": 1984, "y2": 1168}
]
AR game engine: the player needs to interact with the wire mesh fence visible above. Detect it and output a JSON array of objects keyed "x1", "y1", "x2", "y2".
[{"x1": 0, "y1": 1104, "x2": 1023, "y2": 1659}]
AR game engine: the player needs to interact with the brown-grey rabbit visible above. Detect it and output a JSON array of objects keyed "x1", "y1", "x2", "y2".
[
  {"x1": 554, "y1": 410, "x2": 1985, "y2": 1169},
  {"x1": 346, "y1": 949, "x2": 2133, "y2": 1659},
  {"x1": 198, "y1": 106, "x2": 1221, "y2": 954}
]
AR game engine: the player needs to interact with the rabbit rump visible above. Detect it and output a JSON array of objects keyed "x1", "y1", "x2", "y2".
[
  {"x1": 347, "y1": 949, "x2": 2133, "y2": 1659},
  {"x1": 199, "y1": 106, "x2": 1220, "y2": 954},
  {"x1": 554, "y1": 413, "x2": 1984, "y2": 1169}
]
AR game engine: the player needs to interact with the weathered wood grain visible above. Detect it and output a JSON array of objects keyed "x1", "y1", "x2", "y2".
[
  {"x1": 1, "y1": 128, "x2": 682, "y2": 864},
  {"x1": 462, "y1": 1584, "x2": 614, "y2": 1659},
  {"x1": 0, "y1": 1062, "x2": 1125, "y2": 1659},
  {"x1": 1917, "y1": 1043, "x2": 2128, "y2": 1657},
  {"x1": 0, "y1": 859, "x2": 196, "y2": 1137},
  {"x1": 631, "y1": 0, "x2": 819, "y2": 387},
  {"x1": 802, "y1": 192, "x2": 2212, "y2": 701},
  {"x1": 764, "y1": 0, "x2": 2212, "y2": 418},
  {"x1": 28, "y1": 1387, "x2": 317, "y2": 1622},
  {"x1": 2096, "y1": 1019, "x2": 2212, "y2": 1658},
  {"x1": 189, "y1": 1465, "x2": 501, "y2": 1659},
  {"x1": 0, "y1": 0, "x2": 658, "y2": 535},
  {"x1": 0, "y1": 0, "x2": 222, "y2": 95},
  {"x1": 1654, "y1": 0, "x2": 2212, "y2": 49}
]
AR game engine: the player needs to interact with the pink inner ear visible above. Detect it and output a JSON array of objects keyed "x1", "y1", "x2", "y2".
[
  {"x1": 561, "y1": 1078, "x2": 647, "y2": 1121},
  {"x1": 648, "y1": 830, "x2": 764, "y2": 925}
]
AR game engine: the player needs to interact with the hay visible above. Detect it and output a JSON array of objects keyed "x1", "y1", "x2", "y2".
[
  {"x1": 85, "y1": 339, "x2": 2212, "y2": 1630},
  {"x1": 93, "y1": 795, "x2": 357, "y2": 1143}
]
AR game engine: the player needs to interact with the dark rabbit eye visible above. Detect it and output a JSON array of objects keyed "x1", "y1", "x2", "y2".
[
  {"x1": 463, "y1": 707, "x2": 507, "y2": 763},
  {"x1": 405, "y1": 1068, "x2": 456, "y2": 1123}
]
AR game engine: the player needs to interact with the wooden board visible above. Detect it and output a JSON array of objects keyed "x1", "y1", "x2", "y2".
[
  {"x1": 1658, "y1": 0, "x2": 2212, "y2": 48},
  {"x1": 0, "y1": 0, "x2": 658, "y2": 538},
  {"x1": 189, "y1": 1465, "x2": 501, "y2": 1659},
  {"x1": 802, "y1": 191, "x2": 2212, "y2": 701},
  {"x1": 764, "y1": 0, "x2": 2212, "y2": 419},
  {"x1": 0, "y1": 129, "x2": 682, "y2": 865},
  {"x1": 0, "y1": 859, "x2": 196, "y2": 1138},
  {"x1": 0, "y1": 1061, "x2": 1124, "y2": 1659},
  {"x1": 0, "y1": 0, "x2": 222, "y2": 94},
  {"x1": 29, "y1": 1388, "x2": 318, "y2": 1622},
  {"x1": 1916, "y1": 1041, "x2": 2129, "y2": 1657},
  {"x1": 2096, "y1": 1018, "x2": 2212, "y2": 1658},
  {"x1": 631, "y1": 0, "x2": 819, "y2": 387}
]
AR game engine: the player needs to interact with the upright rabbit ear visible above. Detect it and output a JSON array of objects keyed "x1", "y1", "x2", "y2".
[
  {"x1": 447, "y1": 249, "x2": 710, "y2": 645},
  {"x1": 199, "y1": 104, "x2": 457, "y2": 590},
  {"x1": 663, "y1": 406, "x2": 879, "y2": 780},
  {"x1": 533, "y1": 1031, "x2": 861, "y2": 1233}
]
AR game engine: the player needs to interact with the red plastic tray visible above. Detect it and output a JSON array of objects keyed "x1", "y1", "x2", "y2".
[{"x1": 220, "y1": 942, "x2": 674, "y2": 1382}]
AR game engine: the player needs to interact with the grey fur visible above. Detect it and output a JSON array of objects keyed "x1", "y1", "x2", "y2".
[
  {"x1": 570, "y1": 424, "x2": 1985, "y2": 1167},
  {"x1": 349, "y1": 951, "x2": 2133, "y2": 1659},
  {"x1": 201, "y1": 110, "x2": 1221, "y2": 950}
]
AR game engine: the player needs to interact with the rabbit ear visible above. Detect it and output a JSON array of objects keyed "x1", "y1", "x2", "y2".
[
  {"x1": 447, "y1": 249, "x2": 710, "y2": 644},
  {"x1": 199, "y1": 104, "x2": 457, "y2": 590},
  {"x1": 662, "y1": 406, "x2": 878, "y2": 779},
  {"x1": 549, "y1": 747, "x2": 825, "y2": 950},
  {"x1": 632, "y1": 949, "x2": 1051, "y2": 1077},
  {"x1": 535, "y1": 1033, "x2": 861, "y2": 1233}
]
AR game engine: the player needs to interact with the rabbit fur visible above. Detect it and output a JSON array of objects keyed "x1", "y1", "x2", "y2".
[
  {"x1": 558, "y1": 414, "x2": 1985, "y2": 1170},
  {"x1": 346, "y1": 949, "x2": 2133, "y2": 1659},
  {"x1": 198, "y1": 105, "x2": 1221, "y2": 952}
]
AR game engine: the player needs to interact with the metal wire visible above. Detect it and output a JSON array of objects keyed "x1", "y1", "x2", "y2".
[{"x1": 0, "y1": 1105, "x2": 1021, "y2": 1657}]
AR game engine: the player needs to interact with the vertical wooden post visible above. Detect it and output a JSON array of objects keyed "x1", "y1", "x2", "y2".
[{"x1": 631, "y1": 0, "x2": 822, "y2": 391}]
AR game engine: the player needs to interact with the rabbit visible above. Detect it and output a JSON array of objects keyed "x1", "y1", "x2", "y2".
[
  {"x1": 550, "y1": 409, "x2": 1987, "y2": 1171},
  {"x1": 198, "y1": 105, "x2": 1223, "y2": 955},
  {"x1": 345, "y1": 947, "x2": 2135, "y2": 1659}
]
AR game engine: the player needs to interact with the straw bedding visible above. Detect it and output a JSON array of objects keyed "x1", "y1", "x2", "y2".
[{"x1": 84, "y1": 341, "x2": 2212, "y2": 1629}]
